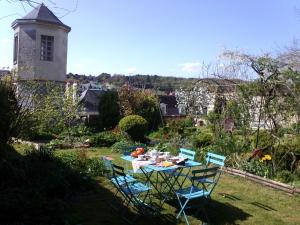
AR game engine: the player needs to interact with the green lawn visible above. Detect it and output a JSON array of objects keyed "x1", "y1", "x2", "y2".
[{"x1": 57, "y1": 148, "x2": 300, "y2": 225}]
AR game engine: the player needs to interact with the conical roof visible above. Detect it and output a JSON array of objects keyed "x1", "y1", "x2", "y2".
[{"x1": 12, "y1": 3, "x2": 71, "y2": 31}]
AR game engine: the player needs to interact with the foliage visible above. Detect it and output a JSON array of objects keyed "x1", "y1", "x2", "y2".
[
  {"x1": 272, "y1": 135, "x2": 300, "y2": 174},
  {"x1": 251, "y1": 130, "x2": 276, "y2": 149},
  {"x1": 118, "y1": 86, "x2": 161, "y2": 130},
  {"x1": 31, "y1": 81, "x2": 83, "y2": 142},
  {"x1": 241, "y1": 158, "x2": 273, "y2": 178},
  {"x1": 90, "y1": 131, "x2": 121, "y2": 147},
  {"x1": 0, "y1": 77, "x2": 34, "y2": 143},
  {"x1": 119, "y1": 115, "x2": 148, "y2": 141},
  {"x1": 193, "y1": 132, "x2": 213, "y2": 148},
  {"x1": 0, "y1": 79, "x2": 18, "y2": 143},
  {"x1": 111, "y1": 139, "x2": 134, "y2": 153},
  {"x1": 276, "y1": 170, "x2": 296, "y2": 183},
  {"x1": 56, "y1": 150, "x2": 104, "y2": 176},
  {"x1": 0, "y1": 146, "x2": 102, "y2": 225},
  {"x1": 67, "y1": 73, "x2": 198, "y2": 92},
  {"x1": 97, "y1": 90, "x2": 120, "y2": 131},
  {"x1": 163, "y1": 117, "x2": 194, "y2": 138}
]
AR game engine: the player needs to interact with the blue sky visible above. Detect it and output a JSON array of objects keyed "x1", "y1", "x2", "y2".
[{"x1": 0, "y1": 0, "x2": 299, "y2": 77}]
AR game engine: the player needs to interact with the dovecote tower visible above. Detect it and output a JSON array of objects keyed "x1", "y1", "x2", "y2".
[{"x1": 11, "y1": 3, "x2": 71, "y2": 82}]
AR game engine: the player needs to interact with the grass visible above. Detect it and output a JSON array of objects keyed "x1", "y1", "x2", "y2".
[{"x1": 53, "y1": 147, "x2": 300, "y2": 225}]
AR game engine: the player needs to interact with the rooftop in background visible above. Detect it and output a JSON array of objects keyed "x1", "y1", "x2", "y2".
[
  {"x1": 0, "y1": 69, "x2": 10, "y2": 78},
  {"x1": 11, "y1": 3, "x2": 71, "y2": 31}
]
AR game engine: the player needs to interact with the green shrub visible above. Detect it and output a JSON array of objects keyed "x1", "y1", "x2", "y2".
[
  {"x1": 273, "y1": 135, "x2": 300, "y2": 173},
  {"x1": 182, "y1": 116, "x2": 194, "y2": 127},
  {"x1": 90, "y1": 131, "x2": 120, "y2": 147},
  {"x1": 241, "y1": 160, "x2": 272, "y2": 178},
  {"x1": 111, "y1": 139, "x2": 134, "y2": 153},
  {"x1": 0, "y1": 80, "x2": 18, "y2": 143},
  {"x1": 193, "y1": 132, "x2": 213, "y2": 148},
  {"x1": 119, "y1": 115, "x2": 148, "y2": 141},
  {"x1": 251, "y1": 130, "x2": 276, "y2": 149},
  {"x1": 97, "y1": 90, "x2": 120, "y2": 131},
  {"x1": 0, "y1": 146, "x2": 102, "y2": 225},
  {"x1": 276, "y1": 170, "x2": 296, "y2": 183},
  {"x1": 55, "y1": 150, "x2": 104, "y2": 176}
]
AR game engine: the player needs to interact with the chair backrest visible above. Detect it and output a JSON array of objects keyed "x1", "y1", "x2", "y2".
[
  {"x1": 206, "y1": 152, "x2": 226, "y2": 167},
  {"x1": 191, "y1": 166, "x2": 220, "y2": 194},
  {"x1": 179, "y1": 148, "x2": 196, "y2": 161},
  {"x1": 111, "y1": 164, "x2": 128, "y2": 185},
  {"x1": 101, "y1": 156, "x2": 113, "y2": 178}
]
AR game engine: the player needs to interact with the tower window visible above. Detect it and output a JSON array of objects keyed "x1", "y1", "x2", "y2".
[
  {"x1": 40, "y1": 35, "x2": 54, "y2": 61},
  {"x1": 13, "y1": 33, "x2": 18, "y2": 64}
]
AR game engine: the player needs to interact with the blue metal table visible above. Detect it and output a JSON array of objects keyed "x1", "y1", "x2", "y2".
[{"x1": 121, "y1": 155, "x2": 201, "y2": 208}]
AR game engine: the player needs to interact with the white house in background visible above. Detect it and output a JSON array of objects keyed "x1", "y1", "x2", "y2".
[{"x1": 11, "y1": 3, "x2": 71, "y2": 82}]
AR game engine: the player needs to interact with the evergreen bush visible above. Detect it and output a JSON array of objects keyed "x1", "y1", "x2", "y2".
[
  {"x1": 193, "y1": 132, "x2": 213, "y2": 148},
  {"x1": 90, "y1": 131, "x2": 121, "y2": 147},
  {"x1": 119, "y1": 115, "x2": 148, "y2": 141}
]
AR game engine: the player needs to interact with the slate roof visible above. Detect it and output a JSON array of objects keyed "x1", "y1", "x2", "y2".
[
  {"x1": 79, "y1": 89, "x2": 104, "y2": 113},
  {"x1": 12, "y1": 3, "x2": 71, "y2": 31},
  {"x1": 159, "y1": 95, "x2": 180, "y2": 116},
  {"x1": 159, "y1": 95, "x2": 178, "y2": 107}
]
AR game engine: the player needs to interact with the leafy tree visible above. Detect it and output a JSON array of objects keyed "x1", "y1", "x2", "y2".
[
  {"x1": 97, "y1": 90, "x2": 120, "y2": 131},
  {"x1": 118, "y1": 86, "x2": 161, "y2": 130},
  {"x1": 0, "y1": 79, "x2": 18, "y2": 144},
  {"x1": 0, "y1": 76, "x2": 34, "y2": 144},
  {"x1": 32, "y1": 81, "x2": 82, "y2": 142},
  {"x1": 222, "y1": 50, "x2": 300, "y2": 174}
]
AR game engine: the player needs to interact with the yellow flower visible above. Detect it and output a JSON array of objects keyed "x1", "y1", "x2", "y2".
[{"x1": 264, "y1": 155, "x2": 272, "y2": 160}]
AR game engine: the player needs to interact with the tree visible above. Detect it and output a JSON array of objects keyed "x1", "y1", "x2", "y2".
[
  {"x1": 32, "y1": 81, "x2": 82, "y2": 142},
  {"x1": 97, "y1": 90, "x2": 120, "y2": 131},
  {"x1": 118, "y1": 85, "x2": 161, "y2": 130},
  {"x1": 221, "y1": 50, "x2": 300, "y2": 174},
  {"x1": 0, "y1": 75, "x2": 34, "y2": 144},
  {"x1": 0, "y1": 79, "x2": 18, "y2": 144}
]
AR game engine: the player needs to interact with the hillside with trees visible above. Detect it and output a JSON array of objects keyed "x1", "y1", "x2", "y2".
[{"x1": 66, "y1": 73, "x2": 199, "y2": 92}]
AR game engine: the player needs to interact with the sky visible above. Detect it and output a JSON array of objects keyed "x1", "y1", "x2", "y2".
[{"x1": 0, "y1": 0, "x2": 299, "y2": 78}]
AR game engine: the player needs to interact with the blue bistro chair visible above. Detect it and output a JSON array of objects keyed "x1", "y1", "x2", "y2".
[
  {"x1": 163, "y1": 148, "x2": 197, "y2": 189},
  {"x1": 101, "y1": 156, "x2": 135, "y2": 182},
  {"x1": 111, "y1": 163, "x2": 152, "y2": 224},
  {"x1": 175, "y1": 166, "x2": 221, "y2": 225},
  {"x1": 199, "y1": 152, "x2": 226, "y2": 185},
  {"x1": 206, "y1": 152, "x2": 226, "y2": 167},
  {"x1": 101, "y1": 156, "x2": 136, "y2": 200}
]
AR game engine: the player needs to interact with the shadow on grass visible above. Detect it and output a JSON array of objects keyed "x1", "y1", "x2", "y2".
[
  {"x1": 167, "y1": 197, "x2": 251, "y2": 225},
  {"x1": 67, "y1": 180, "x2": 177, "y2": 225},
  {"x1": 0, "y1": 145, "x2": 177, "y2": 225},
  {"x1": 250, "y1": 202, "x2": 276, "y2": 211}
]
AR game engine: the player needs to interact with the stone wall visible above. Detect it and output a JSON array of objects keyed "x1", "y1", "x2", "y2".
[{"x1": 13, "y1": 22, "x2": 68, "y2": 82}]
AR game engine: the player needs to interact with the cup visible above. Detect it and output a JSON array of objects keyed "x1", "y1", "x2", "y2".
[
  {"x1": 138, "y1": 154, "x2": 144, "y2": 160},
  {"x1": 165, "y1": 152, "x2": 170, "y2": 160}
]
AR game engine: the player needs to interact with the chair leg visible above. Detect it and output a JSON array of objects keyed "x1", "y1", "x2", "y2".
[{"x1": 176, "y1": 195, "x2": 191, "y2": 225}]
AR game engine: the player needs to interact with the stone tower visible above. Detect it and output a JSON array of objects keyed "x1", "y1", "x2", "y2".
[{"x1": 11, "y1": 3, "x2": 71, "y2": 82}]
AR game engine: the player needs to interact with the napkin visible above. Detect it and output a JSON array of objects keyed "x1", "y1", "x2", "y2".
[{"x1": 132, "y1": 159, "x2": 153, "y2": 173}]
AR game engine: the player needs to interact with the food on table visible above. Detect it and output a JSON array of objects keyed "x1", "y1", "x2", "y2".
[
  {"x1": 162, "y1": 161, "x2": 173, "y2": 167},
  {"x1": 131, "y1": 151, "x2": 138, "y2": 158},
  {"x1": 131, "y1": 147, "x2": 145, "y2": 158},
  {"x1": 136, "y1": 147, "x2": 144, "y2": 154}
]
